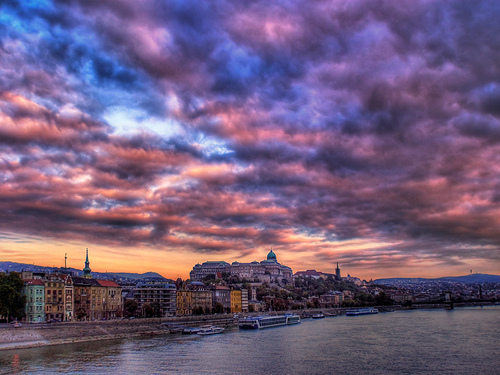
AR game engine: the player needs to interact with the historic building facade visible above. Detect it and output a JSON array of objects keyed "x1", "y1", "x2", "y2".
[
  {"x1": 98, "y1": 280, "x2": 122, "y2": 319},
  {"x1": 189, "y1": 282, "x2": 213, "y2": 315},
  {"x1": 44, "y1": 273, "x2": 66, "y2": 322},
  {"x1": 210, "y1": 285, "x2": 231, "y2": 313},
  {"x1": 73, "y1": 250, "x2": 122, "y2": 321},
  {"x1": 176, "y1": 288, "x2": 192, "y2": 316},
  {"x1": 23, "y1": 279, "x2": 45, "y2": 323},
  {"x1": 189, "y1": 249, "x2": 293, "y2": 284}
]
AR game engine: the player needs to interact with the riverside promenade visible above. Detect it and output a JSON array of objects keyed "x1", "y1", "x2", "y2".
[{"x1": 0, "y1": 315, "x2": 237, "y2": 351}]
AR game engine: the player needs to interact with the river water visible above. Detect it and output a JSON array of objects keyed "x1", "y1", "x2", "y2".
[{"x1": 1, "y1": 306, "x2": 499, "y2": 375}]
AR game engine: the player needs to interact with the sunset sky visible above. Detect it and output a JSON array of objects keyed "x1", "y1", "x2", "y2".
[{"x1": 2, "y1": 0, "x2": 500, "y2": 281}]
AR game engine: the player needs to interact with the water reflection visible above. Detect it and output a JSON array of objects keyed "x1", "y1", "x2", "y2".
[
  {"x1": 0, "y1": 307, "x2": 499, "y2": 375},
  {"x1": 0, "y1": 339, "x2": 127, "y2": 375}
]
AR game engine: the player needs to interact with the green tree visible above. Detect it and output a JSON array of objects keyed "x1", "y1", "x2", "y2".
[{"x1": 0, "y1": 272, "x2": 26, "y2": 321}]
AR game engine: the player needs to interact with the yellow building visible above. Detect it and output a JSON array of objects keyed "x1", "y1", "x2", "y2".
[
  {"x1": 44, "y1": 274, "x2": 65, "y2": 321},
  {"x1": 176, "y1": 289, "x2": 192, "y2": 316},
  {"x1": 231, "y1": 289, "x2": 242, "y2": 313}
]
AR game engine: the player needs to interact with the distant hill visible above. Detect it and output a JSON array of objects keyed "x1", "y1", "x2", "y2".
[
  {"x1": 107, "y1": 272, "x2": 166, "y2": 280},
  {"x1": 374, "y1": 273, "x2": 500, "y2": 286},
  {"x1": 0, "y1": 261, "x2": 168, "y2": 282}
]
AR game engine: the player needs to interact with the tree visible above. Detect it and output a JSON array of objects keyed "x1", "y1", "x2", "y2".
[
  {"x1": 256, "y1": 285, "x2": 269, "y2": 300},
  {"x1": 203, "y1": 274, "x2": 215, "y2": 284},
  {"x1": 142, "y1": 303, "x2": 154, "y2": 318},
  {"x1": 193, "y1": 306, "x2": 204, "y2": 315},
  {"x1": 374, "y1": 291, "x2": 393, "y2": 306},
  {"x1": 124, "y1": 299, "x2": 138, "y2": 317},
  {"x1": 213, "y1": 302, "x2": 224, "y2": 314},
  {"x1": 0, "y1": 272, "x2": 26, "y2": 321},
  {"x1": 151, "y1": 302, "x2": 161, "y2": 317},
  {"x1": 76, "y1": 307, "x2": 87, "y2": 320}
]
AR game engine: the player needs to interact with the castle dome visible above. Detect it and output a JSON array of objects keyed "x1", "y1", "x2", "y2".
[{"x1": 267, "y1": 249, "x2": 277, "y2": 261}]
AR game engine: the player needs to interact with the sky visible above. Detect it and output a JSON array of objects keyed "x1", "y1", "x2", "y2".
[{"x1": 1, "y1": 0, "x2": 500, "y2": 281}]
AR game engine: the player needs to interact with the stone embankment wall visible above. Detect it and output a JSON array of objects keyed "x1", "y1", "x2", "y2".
[{"x1": 0, "y1": 316, "x2": 238, "y2": 351}]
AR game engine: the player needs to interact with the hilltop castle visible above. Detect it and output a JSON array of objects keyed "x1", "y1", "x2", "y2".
[{"x1": 189, "y1": 249, "x2": 293, "y2": 285}]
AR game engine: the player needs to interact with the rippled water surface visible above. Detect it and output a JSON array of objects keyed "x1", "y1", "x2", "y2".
[{"x1": 1, "y1": 306, "x2": 499, "y2": 375}]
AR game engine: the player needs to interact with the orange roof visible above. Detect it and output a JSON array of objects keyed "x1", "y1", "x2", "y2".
[
  {"x1": 25, "y1": 279, "x2": 44, "y2": 286},
  {"x1": 97, "y1": 279, "x2": 120, "y2": 287}
]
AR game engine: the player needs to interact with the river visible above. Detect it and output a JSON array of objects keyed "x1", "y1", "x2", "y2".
[{"x1": 1, "y1": 306, "x2": 498, "y2": 374}]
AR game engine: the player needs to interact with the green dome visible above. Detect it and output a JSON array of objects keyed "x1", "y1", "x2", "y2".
[{"x1": 267, "y1": 249, "x2": 277, "y2": 261}]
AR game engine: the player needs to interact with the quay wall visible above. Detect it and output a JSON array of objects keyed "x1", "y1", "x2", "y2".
[{"x1": 0, "y1": 316, "x2": 237, "y2": 351}]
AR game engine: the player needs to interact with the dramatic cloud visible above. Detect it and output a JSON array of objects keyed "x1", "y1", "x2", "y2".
[{"x1": 2, "y1": 0, "x2": 500, "y2": 278}]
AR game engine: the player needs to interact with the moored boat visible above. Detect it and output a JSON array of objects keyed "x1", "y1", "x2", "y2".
[
  {"x1": 197, "y1": 326, "x2": 225, "y2": 335},
  {"x1": 239, "y1": 314, "x2": 301, "y2": 329},
  {"x1": 312, "y1": 313, "x2": 325, "y2": 319},
  {"x1": 286, "y1": 314, "x2": 301, "y2": 325},
  {"x1": 165, "y1": 324, "x2": 185, "y2": 333},
  {"x1": 345, "y1": 308, "x2": 379, "y2": 316},
  {"x1": 182, "y1": 327, "x2": 201, "y2": 334}
]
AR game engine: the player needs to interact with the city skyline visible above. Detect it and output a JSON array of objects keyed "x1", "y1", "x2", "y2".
[{"x1": 2, "y1": 1, "x2": 500, "y2": 281}]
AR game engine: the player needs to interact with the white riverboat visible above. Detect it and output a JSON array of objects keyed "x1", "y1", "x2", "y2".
[
  {"x1": 197, "y1": 326, "x2": 225, "y2": 335},
  {"x1": 312, "y1": 313, "x2": 325, "y2": 319},
  {"x1": 345, "y1": 308, "x2": 379, "y2": 316},
  {"x1": 239, "y1": 314, "x2": 301, "y2": 329}
]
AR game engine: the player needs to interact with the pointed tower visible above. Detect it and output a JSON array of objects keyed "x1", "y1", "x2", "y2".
[
  {"x1": 83, "y1": 248, "x2": 92, "y2": 279},
  {"x1": 335, "y1": 262, "x2": 341, "y2": 281}
]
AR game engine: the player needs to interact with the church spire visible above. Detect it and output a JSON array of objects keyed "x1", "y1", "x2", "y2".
[
  {"x1": 335, "y1": 262, "x2": 341, "y2": 281},
  {"x1": 83, "y1": 248, "x2": 92, "y2": 278}
]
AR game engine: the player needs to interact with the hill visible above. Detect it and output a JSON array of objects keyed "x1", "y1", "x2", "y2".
[
  {"x1": 374, "y1": 273, "x2": 500, "y2": 286},
  {"x1": 0, "y1": 261, "x2": 168, "y2": 283},
  {"x1": 107, "y1": 272, "x2": 166, "y2": 280}
]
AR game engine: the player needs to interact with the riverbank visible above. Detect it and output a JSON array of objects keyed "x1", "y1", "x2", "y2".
[{"x1": 0, "y1": 315, "x2": 237, "y2": 351}]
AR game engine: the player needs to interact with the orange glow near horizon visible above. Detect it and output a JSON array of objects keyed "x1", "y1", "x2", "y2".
[{"x1": 1, "y1": 234, "x2": 498, "y2": 281}]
